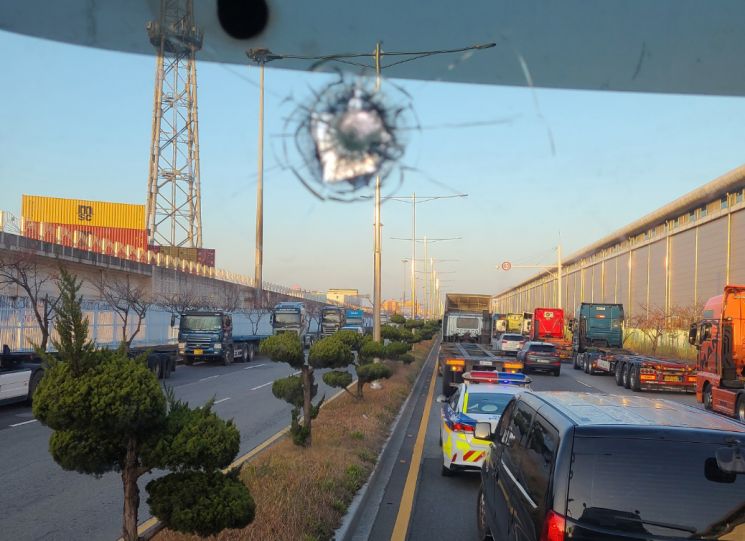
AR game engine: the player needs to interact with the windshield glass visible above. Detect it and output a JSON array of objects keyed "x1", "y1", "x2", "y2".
[
  {"x1": 180, "y1": 315, "x2": 222, "y2": 332},
  {"x1": 529, "y1": 344, "x2": 556, "y2": 353},
  {"x1": 465, "y1": 393, "x2": 513, "y2": 415},
  {"x1": 503, "y1": 334, "x2": 523, "y2": 341},
  {"x1": 322, "y1": 312, "x2": 340, "y2": 322},
  {"x1": 568, "y1": 437, "x2": 745, "y2": 539},
  {"x1": 456, "y1": 317, "x2": 479, "y2": 329},
  {"x1": 274, "y1": 313, "x2": 301, "y2": 326}
]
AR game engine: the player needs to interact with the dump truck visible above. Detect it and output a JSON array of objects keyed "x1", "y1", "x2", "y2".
[
  {"x1": 441, "y1": 293, "x2": 491, "y2": 343},
  {"x1": 690, "y1": 285, "x2": 745, "y2": 421},
  {"x1": 319, "y1": 306, "x2": 345, "y2": 336},
  {"x1": 531, "y1": 307, "x2": 572, "y2": 362}
]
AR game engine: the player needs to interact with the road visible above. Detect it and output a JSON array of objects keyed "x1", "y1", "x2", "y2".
[
  {"x1": 355, "y1": 358, "x2": 700, "y2": 541},
  {"x1": 0, "y1": 357, "x2": 335, "y2": 541}
]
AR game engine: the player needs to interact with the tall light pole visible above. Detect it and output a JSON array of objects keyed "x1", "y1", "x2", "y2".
[
  {"x1": 498, "y1": 242, "x2": 564, "y2": 309},
  {"x1": 246, "y1": 48, "x2": 283, "y2": 304},
  {"x1": 401, "y1": 258, "x2": 409, "y2": 315}
]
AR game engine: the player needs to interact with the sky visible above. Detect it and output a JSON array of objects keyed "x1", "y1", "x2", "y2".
[{"x1": 2, "y1": 30, "x2": 745, "y2": 303}]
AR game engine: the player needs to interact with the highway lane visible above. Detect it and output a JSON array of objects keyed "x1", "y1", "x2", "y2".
[
  {"x1": 0, "y1": 357, "x2": 334, "y2": 541},
  {"x1": 361, "y1": 361, "x2": 703, "y2": 541}
]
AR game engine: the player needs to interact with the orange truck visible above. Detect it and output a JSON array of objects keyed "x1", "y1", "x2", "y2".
[
  {"x1": 689, "y1": 285, "x2": 745, "y2": 422},
  {"x1": 531, "y1": 307, "x2": 573, "y2": 362}
]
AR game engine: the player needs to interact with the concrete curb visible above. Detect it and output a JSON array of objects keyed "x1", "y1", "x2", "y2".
[{"x1": 334, "y1": 337, "x2": 440, "y2": 541}]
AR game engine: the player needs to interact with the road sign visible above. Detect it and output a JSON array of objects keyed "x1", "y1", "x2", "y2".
[{"x1": 501, "y1": 261, "x2": 512, "y2": 271}]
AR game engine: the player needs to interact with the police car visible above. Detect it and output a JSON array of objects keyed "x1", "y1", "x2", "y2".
[{"x1": 436, "y1": 371, "x2": 529, "y2": 476}]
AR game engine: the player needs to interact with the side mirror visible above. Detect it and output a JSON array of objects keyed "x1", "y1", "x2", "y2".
[
  {"x1": 170, "y1": 314, "x2": 176, "y2": 327},
  {"x1": 688, "y1": 323, "x2": 697, "y2": 346},
  {"x1": 474, "y1": 422, "x2": 492, "y2": 441},
  {"x1": 436, "y1": 394, "x2": 448, "y2": 403},
  {"x1": 716, "y1": 445, "x2": 745, "y2": 474}
]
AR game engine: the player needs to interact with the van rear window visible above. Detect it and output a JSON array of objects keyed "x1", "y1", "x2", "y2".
[
  {"x1": 456, "y1": 317, "x2": 479, "y2": 329},
  {"x1": 529, "y1": 344, "x2": 555, "y2": 353},
  {"x1": 567, "y1": 437, "x2": 745, "y2": 539}
]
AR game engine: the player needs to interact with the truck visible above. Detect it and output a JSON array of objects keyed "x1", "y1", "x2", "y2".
[
  {"x1": 441, "y1": 293, "x2": 491, "y2": 344},
  {"x1": 531, "y1": 307, "x2": 572, "y2": 362},
  {"x1": 271, "y1": 302, "x2": 314, "y2": 347},
  {"x1": 573, "y1": 302, "x2": 696, "y2": 393},
  {"x1": 505, "y1": 313, "x2": 524, "y2": 334},
  {"x1": 521, "y1": 311, "x2": 533, "y2": 335},
  {"x1": 177, "y1": 310, "x2": 271, "y2": 365},
  {"x1": 342, "y1": 309, "x2": 365, "y2": 334},
  {"x1": 491, "y1": 313, "x2": 507, "y2": 339},
  {"x1": 690, "y1": 285, "x2": 745, "y2": 422},
  {"x1": 439, "y1": 342, "x2": 524, "y2": 396},
  {"x1": 319, "y1": 306, "x2": 345, "y2": 336}
]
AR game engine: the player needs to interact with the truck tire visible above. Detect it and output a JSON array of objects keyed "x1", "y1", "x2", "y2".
[
  {"x1": 154, "y1": 357, "x2": 164, "y2": 379},
  {"x1": 223, "y1": 349, "x2": 234, "y2": 366},
  {"x1": 442, "y1": 367, "x2": 454, "y2": 397},
  {"x1": 736, "y1": 395, "x2": 745, "y2": 423},
  {"x1": 573, "y1": 353, "x2": 581, "y2": 370},
  {"x1": 238, "y1": 345, "x2": 248, "y2": 363},
  {"x1": 26, "y1": 370, "x2": 43, "y2": 405},
  {"x1": 703, "y1": 383, "x2": 713, "y2": 410},
  {"x1": 630, "y1": 365, "x2": 641, "y2": 392},
  {"x1": 184, "y1": 356, "x2": 193, "y2": 366},
  {"x1": 248, "y1": 344, "x2": 256, "y2": 362},
  {"x1": 623, "y1": 363, "x2": 632, "y2": 389},
  {"x1": 614, "y1": 362, "x2": 624, "y2": 386}
]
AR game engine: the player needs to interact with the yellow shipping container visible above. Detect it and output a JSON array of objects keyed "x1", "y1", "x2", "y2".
[{"x1": 22, "y1": 195, "x2": 145, "y2": 230}]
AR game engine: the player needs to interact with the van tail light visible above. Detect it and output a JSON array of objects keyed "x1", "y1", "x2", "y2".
[{"x1": 540, "y1": 510, "x2": 566, "y2": 541}]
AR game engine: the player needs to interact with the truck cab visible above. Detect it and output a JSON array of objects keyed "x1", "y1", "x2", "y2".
[
  {"x1": 271, "y1": 302, "x2": 312, "y2": 345},
  {"x1": 320, "y1": 306, "x2": 345, "y2": 336},
  {"x1": 177, "y1": 311, "x2": 235, "y2": 365},
  {"x1": 0, "y1": 345, "x2": 44, "y2": 406},
  {"x1": 689, "y1": 285, "x2": 745, "y2": 421},
  {"x1": 572, "y1": 303, "x2": 624, "y2": 352},
  {"x1": 342, "y1": 309, "x2": 365, "y2": 335}
]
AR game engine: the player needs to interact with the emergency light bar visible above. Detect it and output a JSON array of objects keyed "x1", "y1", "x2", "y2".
[{"x1": 463, "y1": 371, "x2": 531, "y2": 386}]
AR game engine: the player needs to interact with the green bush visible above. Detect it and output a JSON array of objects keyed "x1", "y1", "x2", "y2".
[
  {"x1": 334, "y1": 329, "x2": 364, "y2": 351},
  {"x1": 271, "y1": 376, "x2": 305, "y2": 408},
  {"x1": 384, "y1": 341, "x2": 412, "y2": 359},
  {"x1": 400, "y1": 353, "x2": 415, "y2": 365},
  {"x1": 390, "y1": 314, "x2": 406, "y2": 325},
  {"x1": 309, "y1": 336, "x2": 354, "y2": 369},
  {"x1": 147, "y1": 470, "x2": 255, "y2": 537},
  {"x1": 260, "y1": 333, "x2": 304, "y2": 369},
  {"x1": 322, "y1": 370, "x2": 353, "y2": 390},
  {"x1": 404, "y1": 319, "x2": 425, "y2": 329},
  {"x1": 356, "y1": 363, "x2": 393, "y2": 398},
  {"x1": 359, "y1": 340, "x2": 384, "y2": 363}
]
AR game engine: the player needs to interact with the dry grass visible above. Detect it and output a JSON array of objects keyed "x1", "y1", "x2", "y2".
[{"x1": 155, "y1": 339, "x2": 434, "y2": 541}]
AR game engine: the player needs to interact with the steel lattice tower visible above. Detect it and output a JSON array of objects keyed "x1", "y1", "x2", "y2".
[{"x1": 146, "y1": 0, "x2": 203, "y2": 247}]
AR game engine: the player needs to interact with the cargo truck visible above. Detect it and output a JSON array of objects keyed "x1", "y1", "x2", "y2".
[
  {"x1": 491, "y1": 313, "x2": 507, "y2": 339},
  {"x1": 271, "y1": 302, "x2": 315, "y2": 346},
  {"x1": 439, "y1": 342, "x2": 524, "y2": 396},
  {"x1": 342, "y1": 309, "x2": 365, "y2": 334},
  {"x1": 690, "y1": 285, "x2": 745, "y2": 422},
  {"x1": 505, "y1": 313, "x2": 524, "y2": 334},
  {"x1": 320, "y1": 306, "x2": 345, "y2": 336},
  {"x1": 521, "y1": 312, "x2": 533, "y2": 335},
  {"x1": 441, "y1": 293, "x2": 491, "y2": 344},
  {"x1": 573, "y1": 302, "x2": 695, "y2": 392},
  {"x1": 177, "y1": 310, "x2": 271, "y2": 365},
  {"x1": 531, "y1": 307, "x2": 572, "y2": 362}
]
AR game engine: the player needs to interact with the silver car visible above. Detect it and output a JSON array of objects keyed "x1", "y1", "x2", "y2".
[{"x1": 496, "y1": 333, "x2": 526, "y2": 355}]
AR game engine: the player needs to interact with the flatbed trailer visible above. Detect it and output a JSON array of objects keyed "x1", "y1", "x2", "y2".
[{"x1": 439, "y1": 342, "x2": 524, "y2": 396}]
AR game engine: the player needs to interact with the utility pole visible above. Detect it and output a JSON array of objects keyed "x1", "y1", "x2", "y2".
[
  {"x1": 146, "y1": 0, "x2": 204, "y2": 247},
  {"x1": 373, "y1": 42, "x2": 383, "y2": 342}
]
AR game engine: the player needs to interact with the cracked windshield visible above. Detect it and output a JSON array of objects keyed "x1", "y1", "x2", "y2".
[{"x1": 1, "y1": 1, "x2": 745, "y2": 541}]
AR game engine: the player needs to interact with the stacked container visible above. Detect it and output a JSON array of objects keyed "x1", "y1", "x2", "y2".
[
  {"x1": 148, "y1": 245, "x2": 216, "y2": 267},
  {"x1": 21, "y1": 195, "x2": 147, "y2": 256}
]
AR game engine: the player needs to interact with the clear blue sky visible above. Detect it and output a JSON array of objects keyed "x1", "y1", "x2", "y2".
[{"x1": 2, "y1": 30, "x2": 745, "y2": 301}]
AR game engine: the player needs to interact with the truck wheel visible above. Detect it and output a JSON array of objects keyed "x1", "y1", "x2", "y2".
[
  {"x1": 736, "y1": 395, "x2": 745, "y2": 423},
  {"x1": 442, "y1": 368, "x2": 454, "y2": 397},
  {"x1": 630, "y1": 366, "x2": 641, "y2": 392},
  {"x1": 184, "y1": 356, "x2": 193, "y2": 366},
  {"x1": 26, "y1": 370, "x2": 43, "y2": 405},
  {"x1": 164, "y1": 357, "x2": 174, "y2": 379},
  {"x1": 573, "y1": 354, "x2": 581, "y2": 370},
  {"x1": 223, "y1": 349, "x2": 234, "y2": 366},
  {"x1": 623, "y1": 364, "x2": 632, "y2": 389},
  {"x1": 614, "y1": 363, "x2": 624, "y2": 386},
  {"x1": 703, "y1": 384, "x2": 713, "y2": 410},
  {"x1": 239, "y1": 345, "x2": 248, "y2": 363},
  {"x1": 248, "y1": 344, "x2": 256, "y2": 362},
  {"x1": 154, "y1": 357, "x2": 164, "y2": 379}
]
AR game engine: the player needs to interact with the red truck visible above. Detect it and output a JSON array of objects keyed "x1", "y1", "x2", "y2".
[
  {"x1": 531, "y1": 307, "x2": 573, "y2": 362},
  {"x1": 690, "y1": 285, "x2": 745, "y2": 422}
]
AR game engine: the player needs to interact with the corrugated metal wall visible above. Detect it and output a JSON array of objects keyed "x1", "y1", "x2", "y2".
[{"x1": 492, "y1": 190, "x2": 745, "y2": 318}]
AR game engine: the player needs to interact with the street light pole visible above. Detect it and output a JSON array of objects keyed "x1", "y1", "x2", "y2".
[
  {"x1": 373, "y1": 41, "x2": 383, "y2": 342},
  {"x1": 498, "y1": 242, "x2": 564, "y2": 309},
  {"x1": 401, "y1": 258, "x2": 408, "y2": 315}
]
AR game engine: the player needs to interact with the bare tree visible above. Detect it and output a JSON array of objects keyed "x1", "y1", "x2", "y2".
[
  {"x1": 669, "y1": 301, "x2": 706, "y2": 331},
  {"x1": 0, "y1": 254, "x2": 61, "y2": 350},
  {"x1": 158, "y1": 291, "x2": 200, "y2": 315},
  {"x1": 219, "y1": 283, "x2": 242, "y2": 313},
  {"x1": 95, "y1": 275, "x2": 152, "y2": 350},
  {"x1": 628, "y1": 304, "x2": 670, "y2": 355},
  {"x1": 246, "y1": 308, "x2": 270, "y2": 336}
]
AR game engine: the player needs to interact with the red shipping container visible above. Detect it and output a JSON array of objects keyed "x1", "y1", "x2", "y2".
[
  {"x1": 147, "y1": 245, "x2": 215, "y2": 268},
  {"x1": 197, "y1": 248, "x2": 215, "y2": 267},
  {"x1": 23, "y1": 220, "x2": 147, "y2": 257}
]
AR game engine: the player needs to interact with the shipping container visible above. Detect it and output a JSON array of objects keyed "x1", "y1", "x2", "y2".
[
  {"x1": 22, "y1": 194, "x2": 145, "y2": 230},
  {"x1": 148, "y1": 245, "x2": 216, "y2": 267},
  {"x1": 23, "y1": 220, "x2": 147, "y2": 256}
]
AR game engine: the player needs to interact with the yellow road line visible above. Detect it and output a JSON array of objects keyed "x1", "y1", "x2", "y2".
[{"x1": 390, "y1": 357, "x2": 438, "y2": 541}]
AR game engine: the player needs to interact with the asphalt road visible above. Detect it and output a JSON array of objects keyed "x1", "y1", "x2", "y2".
[
  {"x1": 0, "y1": 356, "x2": 335, "y2": 541},
  {"x1": 358, "y1": 360, "x2": 701, "y2": 541}
]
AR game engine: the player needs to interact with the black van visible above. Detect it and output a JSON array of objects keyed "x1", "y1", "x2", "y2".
[{"x1": 476, "y1": 392, "x2": 745, "y2": 541}]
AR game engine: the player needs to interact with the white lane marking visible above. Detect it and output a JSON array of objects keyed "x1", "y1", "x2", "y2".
[
  {"x1": 199, "y1": 375, "x2": 219, "y2": 382},
  {"x1": 244, "y1": 364, "x2": 267, "y2": 370},
  {"x1": 577, "y1": 380, "x2": 593, "y2": 388},
  {"x1": 214, "y1": 397, "x2": 231, "y2": 404},
  {"x1": 10, "y1": 419, "x2": 38, "y2": 428},
  {"x1": 250, "y1": 381, "x2": 273, "y2": 391}
]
